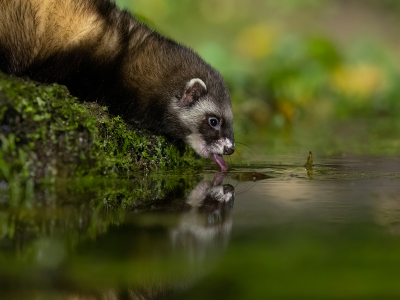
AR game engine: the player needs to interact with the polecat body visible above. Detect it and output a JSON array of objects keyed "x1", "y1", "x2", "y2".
[{"x1": 0, "y1": 0, "x2": 234, "y2": 169}]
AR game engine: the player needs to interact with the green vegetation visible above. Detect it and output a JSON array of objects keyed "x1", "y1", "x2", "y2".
[
  {"x1": 0, "y1": 174, "x2": 200, "y2": 242},
  {"x1": 0, "y1": 72, "x2": 204, "y2": 185}
]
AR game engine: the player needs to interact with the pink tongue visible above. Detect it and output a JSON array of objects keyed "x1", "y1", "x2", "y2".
[{"x1": 213, "y1": 153, "x2": 229, "y2": 171}]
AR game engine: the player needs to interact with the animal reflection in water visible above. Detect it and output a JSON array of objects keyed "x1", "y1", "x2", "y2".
[
  {"x1": 171, "y1": 173, "x2": 234, "y2": 263},
  {"x1": 69, "y1": 173, "x2": 235, "y2": 300}
]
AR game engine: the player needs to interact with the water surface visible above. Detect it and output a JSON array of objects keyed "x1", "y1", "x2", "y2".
[{"x1": 2, "y1": 155, "x2": 400, "y2": 299}]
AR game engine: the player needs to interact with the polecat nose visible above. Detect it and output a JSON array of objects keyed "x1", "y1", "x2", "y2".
[{"x1": 223, "y1": 145, "x2": 235, "y2": 155}]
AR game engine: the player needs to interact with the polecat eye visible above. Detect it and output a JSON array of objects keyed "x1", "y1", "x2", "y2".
[{"x1": 208, "y1": 117, "x2": 219, "y2": 128}]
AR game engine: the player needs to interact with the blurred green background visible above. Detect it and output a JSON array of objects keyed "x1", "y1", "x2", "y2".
[{"x1": 116, "y1": 0, "x2": 400, "y2": 158}]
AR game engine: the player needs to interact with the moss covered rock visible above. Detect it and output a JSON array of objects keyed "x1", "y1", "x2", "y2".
[{"x1": 0, "y1": 72, "x2": 204, "y2": 183}]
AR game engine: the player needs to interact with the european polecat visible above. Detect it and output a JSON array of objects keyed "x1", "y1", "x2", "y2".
[{"x1": 0, "y1": 0, "x2": 235, "y2": 170}]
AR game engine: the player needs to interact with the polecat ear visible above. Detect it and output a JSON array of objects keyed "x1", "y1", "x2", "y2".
[{"x1": 181, "y1": 78, "x2": 207, "y2": 106}]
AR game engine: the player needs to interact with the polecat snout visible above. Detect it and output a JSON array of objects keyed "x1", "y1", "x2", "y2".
[{"x1": 0, "y1": 0, "x2": 235, "y2": 170}]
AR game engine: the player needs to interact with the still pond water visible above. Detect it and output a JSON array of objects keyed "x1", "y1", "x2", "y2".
[{"x1": 2, "y1": 155, "x2": 400, "y2": 299}]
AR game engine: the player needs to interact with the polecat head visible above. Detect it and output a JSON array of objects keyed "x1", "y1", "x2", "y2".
[
  {"x1": 171, "y1": 75, "x2": 235, "y2": 170},
  {"x1": 121, "y1": 33, "x2": 234, "y2": 169}
]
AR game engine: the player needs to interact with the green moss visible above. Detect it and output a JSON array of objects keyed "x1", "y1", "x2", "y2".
[
  {"x1": 0, "y1": 174, "x2": 201, "y2": 242},
  {"x1": 85, "y1": 102, "x2": 203, "y2": 175},
  {"x1": 0, "y1": 72, "x2": 204, "y2": 184}
]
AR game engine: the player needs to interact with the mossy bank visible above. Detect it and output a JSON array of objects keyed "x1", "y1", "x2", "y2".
[{"x1": 0, "y1": 72, "x2": 204, "y2": 184}]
